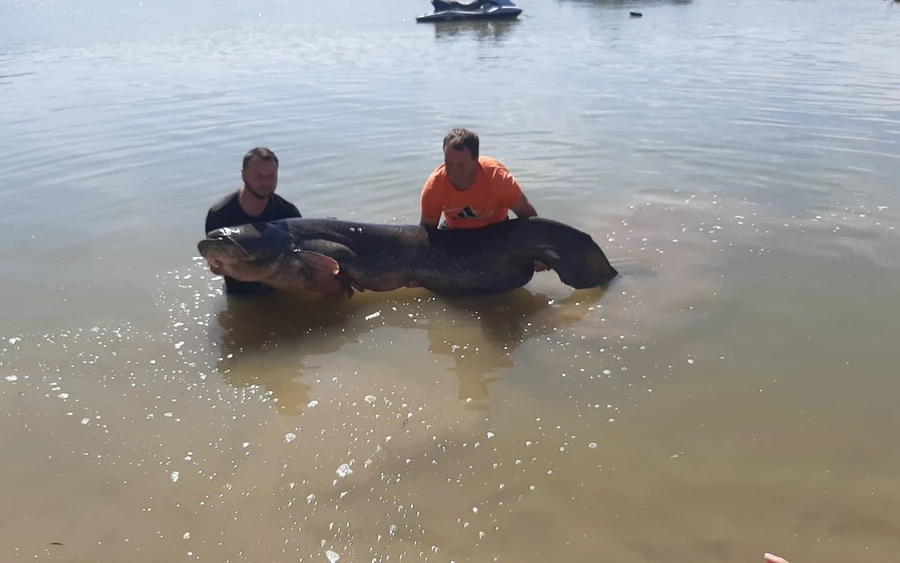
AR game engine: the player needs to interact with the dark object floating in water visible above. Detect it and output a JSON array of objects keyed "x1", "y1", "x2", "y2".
[
  {"x1": 630, "y1": 11, "x2": 643, "y2": 17},
  {"x1": 49, "y1": 542, "x2": 64, "y2": 546},
  {"x1": 416, "y1": 0, "x2": 523, "y2": 23}
]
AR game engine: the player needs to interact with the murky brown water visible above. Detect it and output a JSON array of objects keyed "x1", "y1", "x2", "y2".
[{"x1": 2, "y1": 0, "x2": 900, "y2": 561}]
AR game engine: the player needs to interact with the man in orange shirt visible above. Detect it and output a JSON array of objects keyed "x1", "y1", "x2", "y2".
[{"x1": 419, "y1": 128, "x2": 548, "y2": 272}]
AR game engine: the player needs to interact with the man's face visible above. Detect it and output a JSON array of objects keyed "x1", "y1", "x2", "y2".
[
  {"x1": 241, "y1": 157, "x2": 279, "y2": 199},
  {"x1": 443, "y1": 146, "x2": 478, "y2": 189}
]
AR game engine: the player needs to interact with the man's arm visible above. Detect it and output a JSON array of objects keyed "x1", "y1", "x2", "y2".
[
  {"x1": 420, "y1": 210, "x2": 440, "y2": 228},
  {"x1": 509, "y1": 193, "x2": 538, "y2": 219},
  {"x1": 204, "y1": 209, "x2": 226, "y2": 276},
  {"x1": 498, "y1": 167, "x2": 538, "y2": 219},
  {"x1": 498, "y1": 168, "x2": 548, "y2": 271},
  {"x1": 204, "y1": 209, "x2": 216, "y2": 236},
  {"x1": 419, "y1": 176, "x2": 443, "y2": 228}
]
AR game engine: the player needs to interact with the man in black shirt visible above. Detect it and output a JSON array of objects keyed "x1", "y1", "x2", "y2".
[{"x1": 204, "y1": 147, "x2": 302, "y2": 295}]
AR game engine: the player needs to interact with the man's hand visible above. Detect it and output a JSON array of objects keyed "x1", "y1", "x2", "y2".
[
  {"x1": 420, "y1": 212, "x2": 440, "y2": 229},
  {"x1": 764, "y1": 554, "x2": 790, "y2": 563},
  {"x1": 534, "y1": 261, "x2": 549, "y2": 272}
]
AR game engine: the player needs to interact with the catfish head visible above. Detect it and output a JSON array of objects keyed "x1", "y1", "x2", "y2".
[{"x1": 198, "y1": 221, "x2": 294, "y2": 283}]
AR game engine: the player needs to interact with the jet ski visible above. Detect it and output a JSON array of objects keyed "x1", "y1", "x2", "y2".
[{"x1": 415, "y1": 0, "x2": 523, "y2": 23}]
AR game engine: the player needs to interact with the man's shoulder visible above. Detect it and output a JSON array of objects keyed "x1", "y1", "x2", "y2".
[
  {"x1": 269, "y1": 192, "x2": 299, "y2": 208},
  {"x1": 478, "y1": 156, "x2": 511, "y2": 175},
  {"x1": 477, "y1": 156, "x2": 516, "y2": 185},
  {"x1": 207, "y1": 189, "x2": 241, "y2": 214},
  {"x1": 422, "y1": 163, "x2": 449, "y2": 191},
  {"x1": 267, "y1": 193, "x2": 302, "y2": 218},
  {"x1": 205, "y1": 190, "x2": 242, "y2": 233}
]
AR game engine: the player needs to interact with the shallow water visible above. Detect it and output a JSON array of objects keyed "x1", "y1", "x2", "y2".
[{"x1": 2, "y1": 0, "x2": 900, "y2": 561}]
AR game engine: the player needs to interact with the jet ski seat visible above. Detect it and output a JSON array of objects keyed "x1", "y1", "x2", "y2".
[{"x1": 431, "y1": 0, "x2": 492, "y2": 11}]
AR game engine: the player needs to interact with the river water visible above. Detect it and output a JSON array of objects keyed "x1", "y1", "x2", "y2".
[{"x1": 2, "y1": 0, "x2": 899, "y2": 561}]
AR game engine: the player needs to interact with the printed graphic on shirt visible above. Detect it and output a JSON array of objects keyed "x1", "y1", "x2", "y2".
[{"x1": 445, "y1": 205, "x2": 496, "y2": 221}]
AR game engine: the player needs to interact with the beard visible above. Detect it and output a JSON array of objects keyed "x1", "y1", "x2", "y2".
[{"x1": 243, "y1": 182, "x2": 272, "y2": 199}]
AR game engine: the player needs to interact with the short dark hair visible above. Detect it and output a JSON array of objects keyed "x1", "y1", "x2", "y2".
[
  {"x1": 242, "y1": 147, "x2": 279, "y2": 170},
  {"x1": 442, "y1": 128, "x2": 479, "y2": 159}
]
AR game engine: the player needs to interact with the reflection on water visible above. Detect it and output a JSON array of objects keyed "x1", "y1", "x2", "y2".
[
  {"x1": 213, "y1": 286, "x2": 608, "y2": 415},
  {"x1": 432, "y1": 19, "x2": 521, "y2": 42},
  {"x1": 430, "y1": 288, "x2": 607, "y2": 407}
]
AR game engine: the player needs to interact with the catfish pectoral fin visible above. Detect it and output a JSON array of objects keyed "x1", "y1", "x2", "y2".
[
  {"x1": 293, "y1": 249, "x2": 340, "y2": 279},
  {"x1": 289, "y1": 249, "x2": 349, "y2": 295}
]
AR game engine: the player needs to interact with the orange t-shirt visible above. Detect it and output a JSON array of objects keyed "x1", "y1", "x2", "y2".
[{"x1": 419, "y1": 156, "x2": 524, "y2": 230}]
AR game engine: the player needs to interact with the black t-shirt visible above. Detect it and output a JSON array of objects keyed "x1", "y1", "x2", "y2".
[{"x1": 204, "y1": 189, "x2": 302, "y2": 295}]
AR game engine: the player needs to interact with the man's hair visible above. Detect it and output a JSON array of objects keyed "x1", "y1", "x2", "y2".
[
  {"x1": 442, "y1": 128, "x2": 479, "y2": 159},
  {"x1": 242, "y1": 147, "x2": 279, "y2": 170}
]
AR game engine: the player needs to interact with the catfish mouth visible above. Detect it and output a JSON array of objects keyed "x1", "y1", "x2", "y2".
[
  {"x1": 198, "y1": 231, "x2": 252, "y2": 261},
  {"x1": 197, "y1": 228, "x2": 289, "y2": 285}
]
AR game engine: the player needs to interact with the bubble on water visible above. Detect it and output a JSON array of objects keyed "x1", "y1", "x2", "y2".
[
  {"x1": 336, "y1": 463, "x2": 353, "y2": 478},
  {"x1": 285, "y1": 432, "x2": 296, "y2": 443},
  {"x1": 171, "y1": 471, "x2": 180, "y2": 483},
  {"x1": 588, "y1": 442, "x2": 598, "y2": 449},
  {"x1": 81, "y1": 418, "x2": 90, "y2": 425},
  {"x1": 5, "y1": 375, "x2": 17, "y2": 382},
  {"x1": 364, "y1": 395, "x2": 376, "y2": 404},
  {"x1": 183, "y1": 532, "x2": 191, "y2": 540},
  {"x1": 57, "y1": 393, "x2": 69, "y2": 399},
  {"x1": 308, "y1": 400, "x2": 319, "y2": 408},
  {"x1": 486, "y1": 432, "x2": 495, "y2": 439},
  {"x1": 325, "y1": 550, "x2": 341, "y2": 563}
]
